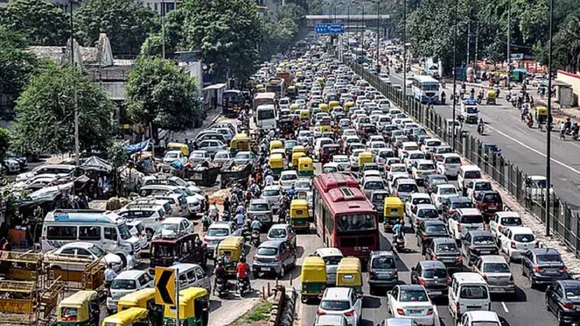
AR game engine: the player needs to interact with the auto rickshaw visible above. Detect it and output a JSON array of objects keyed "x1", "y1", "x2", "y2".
[
  {"x1": 358, "y1": 151, "x2": 374, "y2": 168},
  {"x1": 300, "y1": 256, "x2": 327, "y2": 303},
  {"x1": 319, "y1": 103, "x2": 329, "y2": 113},
  {"x1": 269, "y1": 154, "x2": 285, "y2": 176},
  {"x1": 230, "y1": 133, "x2": 250, "y2": 155},
  {"x1": 344, "y1": 101, "x2": 355, "y2": 112},
  {"x1": 167, "y1": 142, "x2": 190, "y2": 156},
  {"x1": 216, "y1": 236, "x2": 246, "y2": 276},
  {"x1": 117, "y1": 288, "x2": 156, "y2": 311},
  {"x1": 383, "y1": 197, "x2": 404, "y2": 232},
  {"x1": 163, "y1": 287, "x2": 210, "y2": 326},
  {"x1": 298, "y1": 157, "x2": 314, "y2": 177},
  {"x1": 299, "y1": 110, "x2": 311, "y2": 126},
  {"x1": 536, "y1": 106, "x2": 548, "y2": 124},
  {"x1": 486, "y1": 90, "x2": 497, "y2": 105},
  {"x1": 328, "y1": 100, "x2": 340, "y2": 110},
  {"x1": 290, "y1": 199, "x2": 310, "y2": 231},
  {"x1": 290, "y1": 103, "x2": 300, "y2": 112},
  {"x1": 336, "y1": 258, "x2": 363, "y2": 296},
  {"x1": 292, "y1": 145, "x2": 306, "y2": 155},
  {"x1": 319, "y1": 125, "x2": 332, "y2": 134},
  {"x1": 101, "y1": 307, "x2": 149, "y2": 326},
  {"x1": 291, "y1": 152, "x2": 305, "y2": 168},
  {"x1": 256, "y1": 84, "x2": 265, "y2": 93},
  {"x1": 57, "y1": 290, "x2": 100, "y2": 326},
  {"x1": 316, "y1": 77, "x2": 325, "y2": 85},
  {"x1": 269, "y1": 140, "x2": 284, "y2": 153}
]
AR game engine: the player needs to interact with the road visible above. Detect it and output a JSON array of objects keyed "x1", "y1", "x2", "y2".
[{"x1": 386, "y1": 67, "x2": 580, "y2": 210}]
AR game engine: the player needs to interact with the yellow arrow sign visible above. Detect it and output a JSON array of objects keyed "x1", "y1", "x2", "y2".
[{"x1": 155, "y1": 267, "x2": 176, "y2": 305}]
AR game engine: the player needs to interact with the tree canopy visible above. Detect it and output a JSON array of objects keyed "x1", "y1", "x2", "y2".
[
  {"x1": 0, "y1": 0, "x2": 69, "y2": 46},
  {"x1": 74, "y1": 0, "x2": 158, "y2": 56},
  {"x1": 11, "y1": 65, "x2": 114, "y2": 155},
  {"x1": 126, "y1": 57, "x2": 202, "y2": 136}
]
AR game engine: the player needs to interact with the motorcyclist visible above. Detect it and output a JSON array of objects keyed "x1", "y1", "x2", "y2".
[
  {"x1": 236, "y1": 257, "x2": 251, "y2": 291},
  {"x1": 213, "y1": 261, "x2": 227, "y2": 295},
  {"x1": 235, "y1": 210, "x2": 245, "y2": 228},
  {"x1": 217, "y1": 251, "x2": 230, "y2": 266},
  {"x1": 478, "y1": 118, "x2": 485, "y2": 133},
  {"x1": 250, "y1": 217, "x2": 262, "y2": 232},
  {"x1": 392, "y1": 219, "x2": 405, "y2": 242}
]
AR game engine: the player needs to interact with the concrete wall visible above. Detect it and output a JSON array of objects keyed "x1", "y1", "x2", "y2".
[{"x1": 557, "y1": 70, "x2": 580, "y2": 105}]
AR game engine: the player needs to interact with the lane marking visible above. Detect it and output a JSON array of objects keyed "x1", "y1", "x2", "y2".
[{"x1": 501, "y1": 301, "x2": 509, "y2": 313}]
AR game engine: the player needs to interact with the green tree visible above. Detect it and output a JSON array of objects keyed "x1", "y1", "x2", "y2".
[
  {"x1": 74, "y1": 0, "x2": 158, "y2": 56},
  {"x1": 12, "y1": 65, "x2": 114, "y2": 155},
  {"x1": 182, "y1": 0, "x2": 262, "y2": 81},
  {"x1": 0, "y1": 0, "x2": 69, "y2": 46},
  {"x1": 141, "y1": 9, "x2": 187, "y2": 57},
  {"x1": 126, "y1": 57, "x2": 202, "y2": 137},
  {"x1": 0, "y1": 128, "x2": 11, "y2": 163}
]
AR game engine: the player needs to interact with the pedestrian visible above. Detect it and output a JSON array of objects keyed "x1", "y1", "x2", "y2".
[
  {"x1": 204, "y1": 195, "x2": 210, "y2": 212},
  {"x1": 104, "y1": 263, "x2": 117, "y2": 289},
  {"x1": 223, "y1": 197, "x2": 231, "y2": 213}
]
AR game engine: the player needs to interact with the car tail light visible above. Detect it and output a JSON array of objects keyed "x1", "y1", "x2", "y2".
[
  {"x1": 432, "y1": 254, "x2": 438, "y2": 260},
  {"x1": 533, "y1": 266, "x2": 542, "y2": 272},
  {"x1": 316, "y1": 310, "x2": 326, "y2": 316},
  {"x1": 511, "y1": 241, "x2": 516, "y2": 249},
  {"x1": 535, "y1": 242, "x2": 540, "y2": 248},
  {"x1": 418, "y1": 278, "x2": 426, "y2": 285},
  {"x1": 426, "y1": 308, "x2": 434, "y2": 316},
  {"x1": 344, "y1": 310, "x2": 355, "y2": 317},
  {"x1": 563, "y1": 302, "x2": 575, "y2": 310},
  {"x1": 422, "y1": 236, "x2": 428, "y2": 241},
  {"x1": 397, "y1": 308, "x2": 405, "y2": 316}
]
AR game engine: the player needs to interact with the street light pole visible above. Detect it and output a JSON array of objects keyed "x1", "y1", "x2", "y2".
[
  {"x1": 70, "y1": 1, "x2": 79, "y2": 168},
  {"x1": 451, "y1": 0, "x2": 458, "y2": 150},
  {"x1": 506, "y1": 0, "x2": 511, "y2": 88},
  {"x1": 402, "y1": 0, "x2": 407, "y2": 112},
  {"x1": 545, "y1": 0, "x2": 554, "y2": 237},
  {"x1": 161, "y1": 0, "x2": 166, "y2": 59},
  {"x1": 375, "y1": 1, "x2": 380, "y2": 65},
  {"x1": 361, "y1": 3, "x2": 365, "y2": 50}
]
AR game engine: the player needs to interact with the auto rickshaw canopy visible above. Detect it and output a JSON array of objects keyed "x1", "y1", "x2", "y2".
[
  {"x1": 292, "y1": 146, "x2": 306, "y2": 154},
  {"x1": 167, "y1": 142, "x2": 190, "y2": 156},
  {"x1": 163, "y1": 287, "x2": 209, "y2": 320},
  {"x1": 358, "y1": 151, "x2": 374, "y2": 166},
  {"x1": 58, "y1": 290, "x2": 98, "y2": 321},
  {"x1": 384, "y1": 197, "x2": 404, "y2": 217},
  {"x1": 298, "y1": 157, "x2": 314, "y2": 172},
  {"x1": 292, "y1": 152, "x2": 306, "y2": 166},
  {"x1": 486, "y1": 90, "x2": 496, "y2": 98},
  {"x1": 300, "y1": 256, "x2": 327, "y2": 283},
  {"x1": 117, "y1": 288, "x2": 155, "y2": 311},
  {"x1": 216, "y1": 236, "x2": 245, "y2": 259},
  {"x1": 269, "y1": 154, "x2": 285, "y2": 169},
  {"x1": 269, "y1": 140, "x2": 284, "y2": 153},
  {"x1": 318, "y1": 103, "x2": 329, "y2": 112},
  {"x1": 328, "y1": 101, "x2": 340, "y2": 109},
  {"x1": 101, "y1": 307, "x2": 148, "y2": 326},
  {"x1": 299, "y1": 110, "x2": 311, "y2": 120},
  {"x1": 336, "y1": 257, "x2": 362, "y2": 287},
  {"x1": 290, "y1": 104, "x2": 300, "y2": 111}
]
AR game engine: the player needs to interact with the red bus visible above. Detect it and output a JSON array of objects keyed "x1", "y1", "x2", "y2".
[{"x1": 313, "y1": 173, "x2": 379, "y2": 262}]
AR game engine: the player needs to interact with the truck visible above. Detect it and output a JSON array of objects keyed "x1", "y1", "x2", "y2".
[{"x1": 275, "y1": 72, "x2": 291, "y2": 89}]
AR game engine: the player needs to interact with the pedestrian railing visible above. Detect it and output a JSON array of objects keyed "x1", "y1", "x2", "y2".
[{"x1": 341, "y1": 55, "x2": 580, "y2": 258}]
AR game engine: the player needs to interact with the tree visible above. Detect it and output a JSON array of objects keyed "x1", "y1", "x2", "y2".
[
  {"x1": 11, "y1": 65, "x2": 114, "y2": 155},
  {"x1": 0, "y1": 0, "x2": 69, "y2": 46},
  {"x1": 126, "y1": 57, "x2": 202, "y2": 137},
  {"x1": 141, "y1": 9, "x2": 187, "y2": 57},
  {"x1": 74, "y1": 0, "x2": 158, "y2": 56},
  {"x1": 107, "y1": 141, "x2": 128, "y2": 195},
  {"x1": 181, "y1": 0, "x2": 262, "y2": 82}
]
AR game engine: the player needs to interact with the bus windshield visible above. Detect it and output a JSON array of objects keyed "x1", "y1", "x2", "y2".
[{"x1": 336, "y1": 213, "x2": 377, "y2": 232}]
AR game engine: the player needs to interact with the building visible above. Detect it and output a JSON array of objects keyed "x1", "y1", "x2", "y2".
[{"x1": 138, "y1": 0, "x2": 179, "y2": 15}]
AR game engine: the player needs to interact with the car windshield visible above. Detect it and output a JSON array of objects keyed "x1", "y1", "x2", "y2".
[
  {"x1": 111, "y1": 279, "x2": 137, "y2": 290},
  {"x1": 156, "y1": 224, "x2": 178, "y2": 233},
  {"x1": 117, "y1": 224, "x2": 132, "y2": 240},
  {"x1": 87, "y1": 246, "x2": 105, "y2": 257},
  {"x1": 501, "y1": 217, "x2": 522, "y2": 226},
  {"x1": 263, "y1": 189, "x2": 280, "y2": 197},
  {"x1": 418, "y1": 209, "x2": 438, "y2": 218},
  {"x1": 431, "y1": 178, "x2": 448, "y2": 186},
  {"x1": 531, "y1": 179, "x2": 547, "y2": 188},
  {"x1": 334, "y1": 157, "x2": 348, "y2": 163},
  {"x1": 398, "y1": 184, "x2": 418, "y2": 193},
  {"x1": 281, "y1": 174, "x2": 297, "y2": 180},
  {"x1": 365, "y1": 181, "x2": 384, "y2": 190},
  {"x1": 565, "y1": 287, "x2": 580, "y2": 299},
  {"x1": 514, "y1": 234, "x2": 535, "y2": 243},
  {"x1": 250, "y1": 203, "x2": 269, "y2": 211},
  {"x1": 423, "y1": 268, "x2": 447, "y2": 278},
  {"x1": 236, "y1": 153, "x2": 250, "y2": 159},
  {"x1": 409, "y1": 153, "x2": 424, "y2": 159},
  {"x1": 321, "y1": 255, "x2": 342, "y2": 266},
  {"x1": 426, "y1": 224, "x2": 447, "y2": 233},
  {"x1": 336, "y1": 214, "x2": 377, "y2": 232},
  {"x1": 465, "y1": 171, "x2": 482, "y2": 179},
  {"x1": 436, "y1": 243, "x2": 459, "y2": 253},
  {"x1": 269, "y1": 229, "x2": 287, "y2": 238},
  {"x1": 257, "y1": 247, "x2": 278, "y2": 256},
  {"x1": 399, "y1": 289, "x2": 429, "y2": 302},
  {"x1": 459, "y1": 285, "x2": 488, "y2": 299},
  {"x1": 483, "y1": 263, "x2": 511, "y2": 273},
  {"x1": 296, "y1": 181, "x2": 310, "y2": 189},
  {"x1": 461, "y1": 215, "x2": 483, "y2": 224},
  {"x1": 453, "y1": 201, "x2": 473, "y2": 209},
  {"x1": 165, "y1": 152, "x2": 179, "y2": 159},
  {"x1": 483, "y1": 193, "x2": 501, "y2": 203},
  {"x1": 473, "y1": 235, "x2": 495, "y2": 245},
  {"x1": 391, "y1": 166, "x2": 406, "y2": 173},
  {"x1": 207, "y1": 228, "x2": 229, "y2": 237},
  {"x1": 536, "y1": 254, "x2": 562, "y2": 263},
  {"x1": 439, "y1": 187, "x2": 457, "y2": 195},
  {"x1": 320, "y1": 300, "x2": 351, "y2": 311},
  {"x1": 418, "y1": 164, "x2": 435, "y2": 170}
]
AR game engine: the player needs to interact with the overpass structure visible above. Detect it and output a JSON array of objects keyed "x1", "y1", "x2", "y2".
[{"x1": 305, "y1": 14, "x2": 390, "y2": 36}]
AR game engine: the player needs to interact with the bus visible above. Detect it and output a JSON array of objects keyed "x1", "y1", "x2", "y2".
[
  {"x1": 266, "y1": 78, "x2": 285, "y2": 98},
  {"x1": 222, "y1": 90, "x2": 242, "y2": 118},
  {"x1": 313, "y1": 173, "x2": 379, "y2": 263},
  {"x1": 409, "y1": 75, "x2": 441, "y2": 104},
  {"x1": 253, "y1": 92, "x2": 276, "y2": 110}
]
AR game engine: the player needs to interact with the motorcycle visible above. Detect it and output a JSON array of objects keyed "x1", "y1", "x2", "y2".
[
  {"x1": 251, "y1": 230, "x2": 261, "y2": 247},
  {"x1": 215, "y1": 278, "x2": 230, "y2": 298},
  {"x1": 201, "y1": 215, "x2": 211, "y2": 232},
  {"x1": 237, "y1": 277, "x2": 252, "y2": 297},
  {"x1": 477, "y1": 124, "x2": 484, "y2": 135},
  {"x1": 393, "y1": 235, "x2": 406, "y2": 252},
  {"x1": 222, "y1": 210, "x2": 231, "y2": 222}
]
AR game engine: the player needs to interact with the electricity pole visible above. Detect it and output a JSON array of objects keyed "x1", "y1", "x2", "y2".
[
  {"x1": 451, "y1": 0, "x2": 458, "y2": 150},
  {"x1": 545, "y1": 0, "x2": 554, "y2": 237},
  {"x1": 70, "y1": 1, "x2": 79, "y2": 168},
  {"x1": 402, "y1": 0, "x2": 407, "y2": 112}
]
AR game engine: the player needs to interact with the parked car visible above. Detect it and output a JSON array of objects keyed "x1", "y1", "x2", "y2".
[{"x1": 45, "y1": 242, "x2": 125, "y2": 272}]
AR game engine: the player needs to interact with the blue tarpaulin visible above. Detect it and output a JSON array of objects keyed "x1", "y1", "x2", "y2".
[{"x1": 124, "y1": 139, "x2": 150, "y2": 155}]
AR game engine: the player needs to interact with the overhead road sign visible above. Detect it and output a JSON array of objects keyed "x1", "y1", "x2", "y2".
[
  {"x1": 315, "y1": 23, "x2": 345, "y2": 35},
  {"x1": 155, "y1": 267, "x2": 176, "y2": 305}
]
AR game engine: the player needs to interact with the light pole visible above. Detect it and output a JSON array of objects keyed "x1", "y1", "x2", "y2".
[
  {"x1": 506, "y1": 0, "x2": 511, "y2": 89},
  {"x1": 361, "y1": 2, "x2": 365, "y2": 51},
  {"x1": 402, "y1": 0, "x2": 407, "y2": 112},
  {"x1": 69, "y1": 0, "x2": 79, "y2": 168},
  {"x1": 451, "y1": 0, "x2": 458, "y2": 150},
  {"x1": 375, "y1": 1, "x2": 380, "y2": 65},
  {"x1": 545, "y1": 0, "x2": 554, "y2": 237}
]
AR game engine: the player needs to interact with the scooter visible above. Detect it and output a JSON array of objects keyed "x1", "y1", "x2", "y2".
[
  {"x1": 237, "y1": 277, "x2": 252, "y2": 297},
  {"x1": 215, "y1": 278, "x2": 230, "y2": 298},
  {"x1": 477, "y1": 124, "x2": 484, "y2": 135},
  {"x1": 393, "y1": 235, "x2": 406, "y2": 252},
  {"x1": 251, "y1": 230, "x2": 261, "y2": 247}
]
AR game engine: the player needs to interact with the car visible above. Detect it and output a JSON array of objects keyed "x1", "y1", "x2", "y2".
[
  {"x1": 194, "y1": 132, "x2": 226, "y2": 146},
  {"x1": 169, "y1": 263, "x2": 212, "y2": 293},
  {"x1": 248, "y1": 199, "x2": 274, "y2": 227},
  {"x1": 392, "y1": 178, "x2": 419, "y2": 202},
  {"x1": 430, "y1": 184, "x2": 459, "y2": 211},
  {"x1": 12, "y1": 174, "x2": 59, "y2": 191},
  {"x1": 367, "y1": 251, "x2": 399, "y2": 293},
  {"x1": 262, "y1": 185, "x2": 282, "y2": 212},
  {"x1": 473, "y1": 191, "x2": 503, "y2": 217},
  {"x1": 279, "y1": 170, "x2": 299, "y2": 191},
  {"x1": 197, "y1": 139, "x2": 226, "y2": 156},
  {"x1": 45, "y1": 242, "x2": 125, "y2": 272},
  {"x1": 410, "y1": 260, "x2": 450, "y2": 300},
  {"x1": 348, "y1": 149, "x2": 366, "y2": 170},
  {"x1": 16, "y1": 164, "x2": 76, "y2": 182},
  {"x1": 408, "y1": 204, "x2": 439, "y2": 230},
  {"x1": 313, "y1": 247, "x2": 344, "y2": 285},
  {"x1": 253, "y1": 240, "x2": 297, "y2": 278},
  {"x1": 440, "y1": 196, "x2": 474, "y2": 223},
  {"x1": 410, "y1": 160, "x2": 436, "y2": 185},
  {"x1": 234, "y1": 151, "x2": 257, "y2": 165},
  {"x1": 471, "y1": 255, "x2": 515, "y2": 294},
  {"x1": 377, "y1": 318, "x2": 420, "y2": 326},
  {"x1": 332, "y1": 155, "x2": 351, "y2": 171},
  {"x1": 425, "y1": 238, "x2": 463, "y2": 271},
  {"x1": 361, "y1": 176, "x2": 387, "y2": 198},
  {"x1": 545, "y1": 280, "x2": 580, "y2": 325},
  {"x1": 405, "y1": 193, "x2": 432, "y2": 217},
  {"x1": 106, "y1": 270, "x2": 154, "y2": 313},
  {"x1": 294, "y1": 178, "x2": 312, "y2": 193},
  {"x1": 318, "y1": 287, "x2": 363, "y2": 326},
  {"x1": 189, "y1": 150, "x2": 210, "y2": 166},
  {"x1": 489, "y1": 211, "x2": 522, "y2": 242},
  {"x1": 386, "y1": 285, "x2": 435, "y2": 326},
  {"x1": 213, "y1": 150, "x2": 233, "y2": 164},
  {"x1": 465, "y1": 179, "x2": 493, "y2": 202},
  {"x1": 152, "y1": 217, "x2": 194, "y2": 239},
  {"x1": 500, "y1": 226, "x2": 539, "y2": 262},
  {"x1": 415, "y1": 220, "x2": 449, "y2": 255},
  {"x1": 204, "y1": 221, "x2": 242, "y2": 258},
  {"x1": 425, "y1": 174, "x2": 449, "y2": 194},
  {"x1": 448, "y1": 208, "x2": 485, "y2": 240},
  {"x1": 403, "y1": 151, "x2": 426, "y2": 170},
  {"x1": 266, "y1": 224, "x2": 297, "y2": 248},
  {"x1": 461, "y1": 230, "x2": 499, "y2": 266},
  {"x1": 456, "y1": 311, "x2": 502, "y2": 326},
  {"x1": 314, "y1": 315, "x2": 348, "y2": 326},
  {"x1": 387, "y1": 164, "x2": 409, "y2": 181},
  {"x1": 421, "y1": 138, "x2": 443, "y2": 154},
  {"x1": 162, "y1": 150, "x2": 186, "y2": 165},
  {"x1": 457, "y1": 166, "x2": 483, "y2": 195},
  {"x1": 436, "y1": 153, "x2": 462, "y2": 178},
  {"x1": 521, "y1": 248, "x2": 570, "y2": 287}
]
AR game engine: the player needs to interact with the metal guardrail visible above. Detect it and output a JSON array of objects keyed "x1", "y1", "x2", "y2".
[{"x1": 341, "y1": 55, "x2": 580, "y2": 258}]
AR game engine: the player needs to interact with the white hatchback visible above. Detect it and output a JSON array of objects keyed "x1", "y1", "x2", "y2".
[{"x1": 106, "y1": 270, "x2": 153, "y2": 313}]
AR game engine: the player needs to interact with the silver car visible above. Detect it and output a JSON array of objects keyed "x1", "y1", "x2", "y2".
[
  {"x1": 213, "y1": 150, "x2": 233, "y2": 165},
  {"x1": 204, "y1": 221, "x2": 241, "y2": 257},
  {"x1": 198, "y1": 140, "x2": 226, "y2": 156},
  {"x1": 248, "y1": 199, "x2": 273, "y2": 226},
  {"x1": 253, "y1": 240, "x2": 297, "y2": 278},
  {"x1": 262, "y1": 185, "x2": 282, "y2": 212}
]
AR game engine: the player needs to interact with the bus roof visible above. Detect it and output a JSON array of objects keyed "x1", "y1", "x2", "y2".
[
  {"x1": 410, "y1": 75, "x2": 440, "y2": 84},
  {"x1": 254, "y1": 92, "x2": 276, "y2": 100},
  {"x1": 314, "y1": 173, "x2": 359, "y2": 192},
  {"x1": 223, "y1": 89, "x2": 241, "y2": 95},
  {"x1": 322, "y1": 186, "x2": 374, "y2": 215}
]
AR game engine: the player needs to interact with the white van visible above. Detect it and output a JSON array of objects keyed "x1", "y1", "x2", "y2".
[
  {"x1": 256, "y1": 104, "x2": 277, "y2": 130},
  {"x1": 41, "y1": 209, "x2": 140, "y2": 267},
  {"x1": 457, "y1": 165, "x2": 483, "y2": 194},
  {"x1": 169, "y1": 263, "x2": 211, "y2": 293},
  {"x1": 448, "y1": 272, "x2": 490, "y2": 320}
]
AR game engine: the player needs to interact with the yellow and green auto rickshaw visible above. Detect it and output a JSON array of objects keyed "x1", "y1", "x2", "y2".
[
  {"x1": 298, "y1": 157, "x2": 314, "y2": 177},
  {"x1": 383, "y1": 197, "x2": 404, "y2": 232},
  {"x1": 486, "y1": 90, "x2": 497, "y2": 105},
  {"x1": 230, "y1": 133, "x2": 250, "y2": 155},
  {"x1": 290, "y1": 103, "x2": 300, "y2": 112},
  {"x1": 299, "y1": 110, "x2": 311, "y2": 126},
  {"x1": 336, "y1": 258, "x2": 363, "y2": 297},
  {"x1": 101, "y1": 307, "x2": 149, "y2": 326},
  {"x1": 57, "y1": 290, "x2": 100, "y2": 326},
  {"x1": 536, "y1": 106, "x2": 548, "y2": 124},
  {"x1": 290, "y1": 199, "x2": 310, "y2": 231},
  {"x1": 269, "y1": 140, "x2": 284, "y2": 153},
  {"x1": 300, "y1": 256, "x2": 327, "y2": 303},
  {"x1": 269, "y1": 154, "x2": 285, "y2": 176},
  {"x1": 117, "y1": 288, "x2": 155, "y2": 311},
  {"x1": 163, "y1": 287, "x2": 210, "y2": 326},
  {"x1": 358, "y1": 151, "x2": 374, "y2": 168},
  {"x1": 328, "y1": 100, "x2": 340, "y2": 110},
  {"x1": 166, "y1": 142, "x2": 190, "y2": 156},
  {"x1": 256, "y1": 84, "x2": 265, "y2": 93},
  {"x1": 292, "y1": 145, "x2": 306, "y2": 155},
  {"x1": 215, "y1": 236, "x2": 246, "y2": 276},
  {"x1": 319, "y1": 103, "x2": 330, "y2": 113},
  {"x1": 344, "y1": 101, "x2": 355, "y2": 112},
  {"x1": 291, "y1": 152, "x2": 305, "y2": 168},
  {"x1": 319, "y1": 125, "x2": 332, "y2": 134}
]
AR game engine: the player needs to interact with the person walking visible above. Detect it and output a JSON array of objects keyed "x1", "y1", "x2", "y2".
[{"x1": 104, "y1": 264, "x2": 117, "y2": 289}]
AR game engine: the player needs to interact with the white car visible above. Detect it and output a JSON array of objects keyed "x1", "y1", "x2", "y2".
[
  {"x1": 410, "y1": 160, "x2": 436, "y2": 185},
  {"x1": 405, "y1": 193, "x2": 432, "y2": 217},
  {"x1": 262, "y1": 185, "x2": 282, "y2": 211},
  {"x1": 500, "y1": 226, "x2": 538, "y2": 262},
  {"x1": 436, "y1": 153, "x2": 462, "y2": 178},
  {"x1": 466, "y1": 179, "x2": 493, "y2": 202},
  {"x1": 404, "y1": 151, "x2": 426, "y2": 170},
  {"x1": 430, "y1": 184, "x2": 459, "y2": 211},
  {"x1": 349, "y1": 149, "x2": 366, "y2": 170},
  {"x1": 153, "y1": 217, "x2": 194, "y2": 239},
  {"x1": 409, "y1": 203, "x2": 440, "y2": 227},
  {"x1": 106, "y1": 270, "x2": 154, "y2": 313},
  {"x1": 163, "y1": 150, "x2": 186, "y2": 165},
  {"x1": 314, "y1": 315, "x2": 348, "y2": 326},
  {"x1": 45, "y1": 242, "x2": 125, "y2": 272},
  {"x1": 318, "y1": 288, "x2": 362, "y2": 326},
  {"x1": 387, "y1": 163, "x2": 408, "y2": 181},
  {"x1": 294, "y1": 178, "x2": 312, "y2": 193},
  {"x1": 489, "y1": 211, "x2": 522, "y2": 241},
  {"x1": 457, "y1": 311, "x2": 502, "y2": 326},
  {"x1": 279, "y1": 170, "x2": 299, "y2": 190},
  {"x1": 322, "y1": 162, "x2": 341, "y2": 173},
  {"x1": 387, "y1": 285, "x2": 435, "y2": 326},
  {"x1": 332, "y1": 155, "x2": 351, "y2": 171},
  {"x1": 421, "y1": 138, "x2": 443, "y2": 154}
]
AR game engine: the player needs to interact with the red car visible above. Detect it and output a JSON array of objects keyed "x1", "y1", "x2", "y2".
[
  {"x1": 320, "y1": 144, "x2": 341, "y2": 165},
  {"x1": 474, "y1": 190, "x2": 503, "y2": 219}
]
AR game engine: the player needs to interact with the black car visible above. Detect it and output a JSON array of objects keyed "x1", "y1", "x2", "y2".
[
  {"x1": 546, "y1": 280, "x2": 580, "y2": 325},
  {"x1": 479, "y1": 142, "x2": 502, "y2": 162},
  {"x1": 416, "y1": 220, "x2": 449, "y2": 255},
  {"x1": 410, "y1": 260, "x2": 450, "y2": 300},
  {"x1": 425, "y1": 174, "x2": 449, "y2": 194},
  {"x1": 425, "y1": 238, "x2": 463, "y2": 271},
  {"x1": 461, "y1": 230, "x2": 499, "y2": 266},
  {"x1": 367, "y1": 251, "x2": 399, "y2": 293},
  {"x1": 522, "y1": 248, "x2": 570, "y2": 288},
  {"x1": 440, "y1": 196, "x2": 474, "y2": 222}
]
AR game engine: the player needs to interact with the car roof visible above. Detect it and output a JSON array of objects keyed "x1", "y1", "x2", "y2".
[
  {"x1": 494, "y1": 211, "x2": 521, "y2": 218},
  {"x1": 461, "y1": 165, "x2": 481, "y2": 171},
  {"x1": 432, "y1": 237, "x2": 456, "y2": 244},
  {"x1": 163, "y1": 217, "x2": 187, "y2": 224},
  {"x1": 60, "y1": 242, "x2": 95, "y2": 249},
  {"x1": 465, "y1": 311, "x2": 500, "y2": 322},
  {"x1": 397, "y1": 284, "x2": 425, "y2": 291},
  {"x1": 450, "y1": 196, "x2": 471, "y2": 202},
  {"x1": 479, "y1": 255, "x2": 508, "y2": 263},
  {"x1": 424, "y1": 220, "x2": 446, "y2": 226},
  {"x1": 322, "y1": 287, "x2": 352, "y2": 299},
  {"x1": 264, "y1": 185, "x2": 281, "y2": 191},
  {"x1": 416, "y1": 159, "x2": 433, "y2": 164},
  {"x1": 316, "y1": 247, "x2": 343, "y2": 256},
  {"x1": 529, "y1": 248, "x2": 560, "y2": 256},
  {"x1": 457, "y1": 208, "x2": 482, "y2": 215},
  {"x1": 259, "y1": 240, "x2": 285, "y2": 248},
  {"x1": 468, "y1": 230, "x2": 492, "y2": 237},
  {"x1": 116, "y1": 270, "x2": 147, "y2": 279},
  {"x1": 250, "y1": 198, "x2": 269, "y2": 204},
  {"x1": 506, "y1": 226, "x2": 534, "y2": 234},
  {"x1": 370, "y1": 250, "x2": 395, "y2": 258},
  {"x1": 419, "y1": 260, "x2": 446, "y2": 269},
  {"x1": 269, "y1": 224, "x2": 290, "y2": 230},
  {"x1": 209, "y1": 221, "x2": 233, "y2": 227}
]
